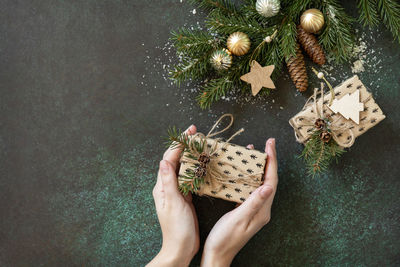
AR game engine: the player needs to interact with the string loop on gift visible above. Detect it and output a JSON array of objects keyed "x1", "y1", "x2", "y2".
[
  {"x1": 207, "y1": 113, "x2": 244, "y2": 138},
  {"x1": 312, "y1": 67, "x2": 335, "y2": 106}
]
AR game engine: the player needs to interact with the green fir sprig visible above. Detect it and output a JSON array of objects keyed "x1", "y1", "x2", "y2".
[
  {"x1": 317, "y1": 0, "x2": 355, "y2": 63},
  {"x1": 358, "y1": 0, "x2": 400, "y2": 43},
  {"x1": 165, "y1": 127, "x2": 206, "y2": 194},
  {"x1": 165, "y1": 126, "x2": 190, "y2": 150},
  {"x1": 301, "y1": 130, "x2": 345, "y2": 177}
]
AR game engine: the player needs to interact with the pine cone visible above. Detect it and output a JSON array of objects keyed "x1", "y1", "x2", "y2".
[
  {"x1": 198, "y1": 152, "x2": 210, "y2": 165},
  {"x1": 297, "y1": 25, "x2": 326, "y2": 65},
  {"x1": 314, "y1": 118, "x2": 326, "y2": 130},
  {"x1": 194, "y1": 166, "x2": 207, "y2": 178},
  {"x1": 319, "y1": 131, "x2": 332, "y2": 143},
  {"x1": 286, "y1": 43, "x2": 308, "y2": 92}
]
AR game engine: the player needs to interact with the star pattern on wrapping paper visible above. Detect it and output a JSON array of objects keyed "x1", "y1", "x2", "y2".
[{"x1": 240, "y1": 60, "x2": 276, "y2": 96}]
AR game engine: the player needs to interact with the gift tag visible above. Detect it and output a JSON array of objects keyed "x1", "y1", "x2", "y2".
[
  {"x1": 240, "y1": 61, "x2": 275, "y2": 96},
  {"x1": 328, "y1": 89, "x2": 364, "y2": 124}
]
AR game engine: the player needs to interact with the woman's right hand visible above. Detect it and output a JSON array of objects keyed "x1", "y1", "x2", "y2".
[{"x1": 201, "y1": 138, "x2": 278, "y2": 267}]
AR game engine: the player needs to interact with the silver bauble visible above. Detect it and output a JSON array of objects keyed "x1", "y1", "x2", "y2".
[
  {"x1": 210, "y1": 49, "x2": 232, "y2": 70},
  {"x1": 256, "y1": 0, "x2": 280, "y2": 18}
]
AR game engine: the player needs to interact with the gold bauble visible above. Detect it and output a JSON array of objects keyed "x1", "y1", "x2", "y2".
[
  {"x1": 300, "y1": 9, "x2": 325, "y2": 33},
  {"x1": 210, "y1": 48, "x2": 232, "y2": 70},
  {"x1": 227, "y1": 32, "x2": 251, "y2": 56}
]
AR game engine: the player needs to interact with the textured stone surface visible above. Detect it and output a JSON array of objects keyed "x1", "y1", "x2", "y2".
[{"x1": 0, "y1": 0, "x2": 399, "y2": 266}]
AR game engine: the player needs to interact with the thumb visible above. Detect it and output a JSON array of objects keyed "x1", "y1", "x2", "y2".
[
  {"x1": 159, "y1": 160, "x2": 180, "y2": 200},
  {"x1": 236, "y1": 185, "x2": 273, "y2": 218}
]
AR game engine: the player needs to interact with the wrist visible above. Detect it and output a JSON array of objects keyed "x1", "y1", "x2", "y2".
[
  {"x1": 154, "y1": 247, "x2": 192, "y2": 267},
  {"x1": 201, "y1": 249, "x2": 233, "y2": 267}
]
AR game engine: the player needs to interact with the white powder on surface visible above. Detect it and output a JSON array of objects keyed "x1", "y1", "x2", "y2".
[
  {"x1": 351, "y1": 39, "x2": 368, "y2": 73},
  {"x1": 351, "y1": 59, "x2": 365, "y2": 73}
]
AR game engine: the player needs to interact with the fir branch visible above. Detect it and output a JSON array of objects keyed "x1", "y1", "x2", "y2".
[
  {"x1": 165, "y1": 126, "x2": 190, "y2": 151},
  {"x1": 179, "y1": 174, "x2": 204, "y2": 195},
  {"x1": 318, "y1": 0, "x2": 355, "y2": 62},
  {"x1": 189, "y1": 0, "x2": 238, "y2": 14},
  {"x1": 240, "y1": 0, "x2": 283, "y2": 26},
  {"x1": 207, "y1": 11, "x2": 269, "y2": 36},
  {"x1": 279, "y1": 18, "x2": 297, "y2": 59},
  {"x1": 171, "y1": 28, "x2": 220, "y2": 58},
  {"x1": 197, "y1": 77, "x2": 234, "y2": 109},
  {"x1": 358, "y1": 0, "x2": 380, "y2": 27},
  {"x1": 249, "y1": 28, "x2": 281, "y2": 64},
  {"x1": 265, "y1": 40, "x2": 284, "y2": 78},
  {"x1": 281, "y1": 0, "x2": 314, "y2": 19},
  {"x1": 377, "y1": 0, "x2": 400, "y2": 43},
  {"x1": 170, "y1": 29, "x2": 219, "y2": 85},
  {"x1": 169, "y1": 53, "x2": 214, "y2": 86},
  {"x1": 228, "y1": 54, "x2": 252, "y2": 83},
  {"x1": 358, "y1": 0, "x2": 400, "y2": 43},
  {"x1": 301, "y1": 130, "x2": 345, "y2": 177}
]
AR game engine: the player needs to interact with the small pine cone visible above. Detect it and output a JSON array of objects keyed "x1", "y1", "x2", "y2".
[
  {"x1": 194, "y1": 166, "x2": 207, "y2": 178},
  {"x1": 314, "y1": 118, "x2": 326, "y2": 130},
  {"x1": 297, "y1": 25, "x2": 326, "y2": 65},
  {"x1": 286, "y1": 43, "x2": 308, "y2": 92},
  {"x1": 319, "y1": 131, "x2": 332, "y2": 143},
  {"x1": 198, "y1": 152, "x2": 210, "y2": 165}
]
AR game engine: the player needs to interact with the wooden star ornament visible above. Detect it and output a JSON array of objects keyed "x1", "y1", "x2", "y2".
[{"x1": 240, "y1": 61, "x2": 276, "y2": 96}]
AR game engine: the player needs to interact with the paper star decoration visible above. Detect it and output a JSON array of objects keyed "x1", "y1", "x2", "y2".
[
  {"x1": 328, "y1": 89, "x2": 364, "y2": 124},
  {"x1": 240, "y1": 61, "x2": 275, "y2": 96}
]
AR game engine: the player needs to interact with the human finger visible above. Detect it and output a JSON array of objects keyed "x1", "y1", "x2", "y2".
[
  {"x1": 235, "y1": 184, "x2": 273, "y2": 220},
  {"x1": 183, "y1": 192, "x2": 193, "y2": 202},
  {"x1": 163, "y1": 125, "x2": 197, "y2": 170},
  {"x1": 159, "y1": 160, "x2": 181, "y2": 203},
  {"x1": 246, "y1": 144, "x2": 254, "y2": 150},
  {"x1": 263, "y1": 138, "x2": 278, "y2": 188},
  {"x1": 152, "y1": 178, "x2": 164, "y2": 210}
]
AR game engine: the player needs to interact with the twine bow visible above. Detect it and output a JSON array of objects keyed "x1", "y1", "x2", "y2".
[
  {"x1": 293, "y1": 83, "x2": 356, "y2": 148},
  {"x1": 180, "y1": 114, "x2": 264, "y2": 194}
]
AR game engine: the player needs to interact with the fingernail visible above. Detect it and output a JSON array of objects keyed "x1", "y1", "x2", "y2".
[
  {"x1": 268, "y1": 138, "x2": 275, "y2": 145},
  {"x1": 160, "y1": 160, "x2": 169, "y2": 174},
  {"x1": 260, "y1": 185, "x2": 272, "y2": 198},
  {"x1": 266, "y1": 138, "x2": 275, "y2": 153},
  {"x1": 187, "y1": 125, "x2": 195, "y2": 134}
]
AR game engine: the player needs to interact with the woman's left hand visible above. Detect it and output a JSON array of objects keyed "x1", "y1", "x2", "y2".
[{"x1": 147, "y1": 125, "x2": 200, "y2": 267}]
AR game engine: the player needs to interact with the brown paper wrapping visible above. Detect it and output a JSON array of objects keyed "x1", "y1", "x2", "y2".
[
  {"x1": 289, "y1": 75, "x2": 386, "y2": 145},
  {"x1": 178, "y1": 136, "x2": 267, "y2": 203}
]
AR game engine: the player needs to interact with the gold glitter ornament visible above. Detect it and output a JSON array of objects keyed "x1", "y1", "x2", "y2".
[
  {"x1": 300, "y1": 9, "x2": 325, "y2": 33},
  {"x1": 226, "y1": 32, "x2": 251, "y2": 56},
  {"x1": 210, "y1": 48, "x2": 232, "y2": 70},
  {"x1": 256, "y1": 0, "x2": 280, "y2": 18}
]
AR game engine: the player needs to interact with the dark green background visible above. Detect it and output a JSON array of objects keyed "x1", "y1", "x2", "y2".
[{"x1": 0, "y1": 0, "x2": 399, "y2": 266}]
